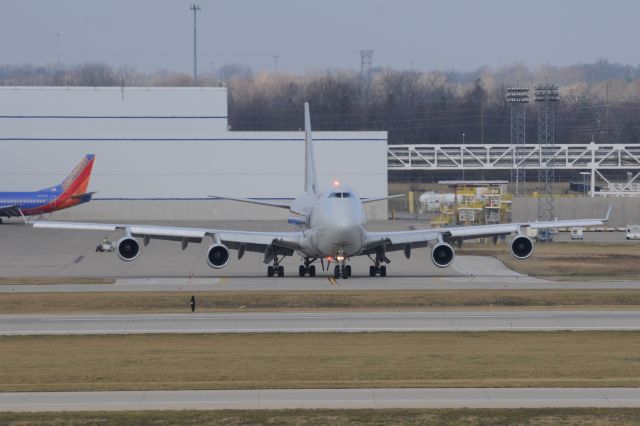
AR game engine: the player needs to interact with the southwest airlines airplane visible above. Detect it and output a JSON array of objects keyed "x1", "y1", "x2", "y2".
[
  {"x1": 1, "y1": 154, "x2": 95, "y2": 223},
  {"x1": 33, "y1": 106, "x2": 610, "y2": 278}
]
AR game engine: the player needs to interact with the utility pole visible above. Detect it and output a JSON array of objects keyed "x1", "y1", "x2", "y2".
[
  {"x1": 190, "y1": 4, "x2": 201, "y2": 86},
  {"x1": 506, "y1": 86, "x2": 530, "y2": 196},
  {"x1": 534, "y1": 81, "x2": 559, "y2": 222}
]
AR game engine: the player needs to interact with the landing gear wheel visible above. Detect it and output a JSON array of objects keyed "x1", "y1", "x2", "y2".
[
  {"x1": 379, "y1": 265, "x2": 387, "y2": 277},
  {"x1": 369, "y1": 265, "x2": 376, "y2": 277},
  {"x1": 344, "y1": 265, "x2": 352, "y2": 278},
  {"x1": 277, "y1": 265, "x2": 284, "y2": 277},
  {"x1": 299, "y1": 265, "x2": 306, "y2": 277},
  {"x1": 333, "y1": 265, "x2": 341, "y2": 279},
  {"x1": 309, "y1": 265, "x2": 316, "y2": 277},
  {"x1": 267, "y1": 266, "x2": 274, "y2": 277}
]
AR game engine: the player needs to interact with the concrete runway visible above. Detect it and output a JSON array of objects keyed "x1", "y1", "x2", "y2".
[
  {"x1": 2, "y1": 310, "x2": 639, "y2": 335},
  {"x1": 2, "y1": 388, "x2": 640, "y2": 411}
]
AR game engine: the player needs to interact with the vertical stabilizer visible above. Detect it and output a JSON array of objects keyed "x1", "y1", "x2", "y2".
[
  {"x1": 60, "y1": 154, "x2": 95, "y2": 194},
  {"x1": 304, "y1": 103, "x2": 319, "y2": 194}
]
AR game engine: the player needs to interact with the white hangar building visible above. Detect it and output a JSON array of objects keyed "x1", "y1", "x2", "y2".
[{"x1": 0, "y1": 87, "x2": 388, "y2": 220}]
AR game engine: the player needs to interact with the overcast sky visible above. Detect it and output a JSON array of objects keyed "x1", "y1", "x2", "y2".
[{"x1": 1, "y1": 0, "x2": 638, "y2": 74}]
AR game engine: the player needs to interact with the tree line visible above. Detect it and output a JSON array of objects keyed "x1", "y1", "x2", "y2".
[{"x1": 1, "y1": 60, "x2": 640, "y2": 145}]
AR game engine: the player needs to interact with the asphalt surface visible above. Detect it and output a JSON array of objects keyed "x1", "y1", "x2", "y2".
[
  {"x1": 2, "y1": 310, "x2": 639, "y2": 335},
  {"x1": 2, "y1": 388, "x2": 640, "y2": 411}
]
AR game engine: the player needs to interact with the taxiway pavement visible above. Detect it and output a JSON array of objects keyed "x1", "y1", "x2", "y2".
[
  {"x1": 1, "y1": 310, "x2": 639, "y2": 335},
  {"x1": 2, "y1": 388, "x2": 640, "y2": 411}
]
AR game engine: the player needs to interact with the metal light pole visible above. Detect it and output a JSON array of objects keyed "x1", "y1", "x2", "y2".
[
  {"x1": 190, "y1": 4, "x2": 201, "y2": 86},
  {"x1": 461, "y1": 133, "x2": 466, "y2": 181}
]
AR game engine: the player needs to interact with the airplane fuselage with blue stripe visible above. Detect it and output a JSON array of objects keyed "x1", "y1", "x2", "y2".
[{"x1": 0, "y1": 154, "x2": 95, "y2": 219}]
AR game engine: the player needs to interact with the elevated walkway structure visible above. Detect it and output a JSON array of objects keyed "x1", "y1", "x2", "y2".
[{"x1": 388, "y1": 142, "x2": 640, "y2": 197}]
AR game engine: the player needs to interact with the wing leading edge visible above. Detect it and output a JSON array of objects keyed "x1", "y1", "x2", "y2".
[
  {"x1": 32, "y1": 221, "x2": 304, "y2": 258},
  {"x1": 362, "y1": 207, "x2": 612, "y2": 254}
]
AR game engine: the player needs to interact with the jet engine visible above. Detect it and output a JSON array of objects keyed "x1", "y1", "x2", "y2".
[
  {"x1": 116, "y1": 237, "x2": 140, "y2": 261},
  {"x1": 431, "y1": 242, "x2": 455, "y2": 268},
  {"x1": 207, "y1": 244, "x2": 230, "y2": 269},
  {"x1": 510, "y1": 235, "x2": 534, "y2": 259}
]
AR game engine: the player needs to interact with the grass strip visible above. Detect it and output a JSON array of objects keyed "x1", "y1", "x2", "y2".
[
  {"x1": 460, "y1": 242, "x2": 640, "y2": 280},
  {"x1": 2, "y1": 408, "x2": 640, "y2": 426},
  {"x1": 2, "y1": 289, "x2": 640, "y2": 314},
  {"x1": 1, "y1": 332, "x2": 639, "y2": 391}
]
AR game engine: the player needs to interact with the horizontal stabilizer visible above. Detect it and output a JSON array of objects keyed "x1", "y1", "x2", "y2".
[
  {"x1": 209, "y1": 195, "x2": 292, "y2": 209},
  {"x1": 71, "y1": 192, "x2": 96, "y2": 200},
  {"x1": 361, "y1": 194, "x2": 406, "y2": 204}
]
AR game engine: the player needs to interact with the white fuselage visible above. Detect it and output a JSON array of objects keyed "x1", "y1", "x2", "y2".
[{"x1": 289, "y1": 185, "x2": 366, "y2": 259}]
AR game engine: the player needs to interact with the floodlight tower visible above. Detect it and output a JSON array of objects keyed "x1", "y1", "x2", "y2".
[
  {"x1": 534, "y1": 81, "x2": 560, "y2": 222},
  {"x1": 190, "y1": 4, "x2": 201, "y2": 86},
  {"x1": 505, "y1": 86, "x2": 530, "y2": 196},
  {"x1": 360, "y1": 50, "x2": 373, "y2": 104}
]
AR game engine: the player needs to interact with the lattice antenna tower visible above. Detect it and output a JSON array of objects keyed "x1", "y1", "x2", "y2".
[
  {"x1": 505, "y1": 85, "x2": 530, "y2": 196},
  {"x1": 534, "y1": 81, "x2": 560, "y2": 221},
  {"x1": 360, "y1": 50, "x2": 373, "y2": 104}
]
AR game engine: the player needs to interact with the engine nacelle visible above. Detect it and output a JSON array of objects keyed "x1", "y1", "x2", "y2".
[
  {"x1": 207, "y1": 244, "x2": 230, "y2": 269},
  {"x1": 116, "y1": 237, "x2": 140, "y2": 261},
  {"x1": 431, "y1": 242, "x2": 455, "y2": 268},
  {"x1": 510, "y1": 235, "x2": 534, "y2": 260}
]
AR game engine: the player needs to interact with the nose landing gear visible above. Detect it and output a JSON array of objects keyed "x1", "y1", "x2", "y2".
[
  {"x1": 298, "y1": 257, "x2": 317, "y2": 277},
  {"x1": 333, "y1": 264, "x2": 351, "y2": 279}
]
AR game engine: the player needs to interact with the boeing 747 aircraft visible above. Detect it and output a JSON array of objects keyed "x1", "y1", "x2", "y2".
[
  {"x1": 33, "y1": 106, "x2": 609, "y2": 278},
  {"x1": 1, "y1": 154, "x2": 95, "y2": 223}
]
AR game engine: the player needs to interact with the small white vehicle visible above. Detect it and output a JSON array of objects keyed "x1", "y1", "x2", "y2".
[
  {"x1": 96, "y1": 239, "x2": 115, "y2": 252},
  {"x1": 626, "y1": 225, "x2": 640, "y2": 240},
  {"x1": 570, "y1": 227, "x2": 583, "y2": 240}
]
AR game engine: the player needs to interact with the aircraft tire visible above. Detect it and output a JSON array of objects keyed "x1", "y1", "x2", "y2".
[
  {"x1": 267, "y1": 266, "x2": 274, "y2": 277},
  {"x1": 333, "y1": 265, "x2": 341, "y2": 279},
  {"x1": 299, "y1": 265, "x2": 306, "y2": 277},
  {"x1": 309, "y1": 265, "x2": 316, "y2": 277},
  {"x1": 369, "y1": 266, "x2": 376, "y2": 277},
  {"x1": 380, "y1": 266, "x2": 387, "y2": 277},
  {"x1": 344, "y1": 265, "x2": 352, "y2": 278},
  {"x1": 277, "y1": 266, "x2": 284, "y2": 277}
]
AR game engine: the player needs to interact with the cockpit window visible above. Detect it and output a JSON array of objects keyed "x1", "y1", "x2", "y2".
[{"x1": 329, "y1": 192, "x2": 352, "y2": 198}]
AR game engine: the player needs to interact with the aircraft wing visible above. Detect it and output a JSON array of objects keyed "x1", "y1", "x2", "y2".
[
  {"x1": 32, "y1": 221, "x2": 304, "y2": 255},
  {"x1": 362, "y1": 207, "x2": 611, "y2": 254},
  {"x1": 0, "y1": 205, "x2": 22, "y2": 218},
  {"x1": 209, "y1": 196, "x2": 292, "y2": 209},
  {"x1": 361, "y1": 194, "x2": 406, "y2": 204}
]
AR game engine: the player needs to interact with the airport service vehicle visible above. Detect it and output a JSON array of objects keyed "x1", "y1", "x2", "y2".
[
  {"x1": 0, "y1": 154, "x2": 96, "y2": 223},
  {"x1": 32, "y1": 105, "x2": 611, "y2": 278},
  {"x1": 570, "y1": 227, "x2": 583, "y2": 240},
  {"x1": 626, "y1": 225, "x2": 640, "y2": 240}
]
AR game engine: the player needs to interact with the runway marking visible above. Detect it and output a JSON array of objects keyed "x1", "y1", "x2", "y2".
[{"x1": 328, "y1": 277, "x2": 339, "y2": 286}]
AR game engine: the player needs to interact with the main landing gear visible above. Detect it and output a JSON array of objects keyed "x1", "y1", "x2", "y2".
[
  {"x1": 267, "y1": 252, "x2": 286, "y2": 277},
  {"x1": 368, "y1": 247, "x2": 390, "y2": 277},
  {"x1": 369, "y1": 265, "x2": 386, "y2": 277},
  {"x1": 298, "y1": 257, "x2": 317, "y2": 277}
]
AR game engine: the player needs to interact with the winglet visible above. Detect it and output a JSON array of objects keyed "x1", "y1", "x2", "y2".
[
  {"x1": 304, "y1": 103, "x2": 319, "y2": 195},
  {"x1": 604, "y1": 205, "x2": 612, "y2": 222}
]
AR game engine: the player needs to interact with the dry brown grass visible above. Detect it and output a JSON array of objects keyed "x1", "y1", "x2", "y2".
[
  {"x1": 460, "y1": 242, "x2": 640, "y2": 280},
  {"x1": 2, "y1": 289, "x2": 640, "y2": 314},
  {"x1": 0, "y1": 277, "x2": 114, "y2": 285},
  {"x1": 2, "y1": 408, "x2": 640, "y2": 425},
  {"x1": 1, "y1": 332, "x2": 639, "y2": 391}
]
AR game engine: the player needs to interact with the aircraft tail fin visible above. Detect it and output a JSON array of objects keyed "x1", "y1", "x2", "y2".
[
  {"x1": 304, "y1": 103, "x2": 319, "y2": 195},
  {"x1": 59, "y1": 154, "x2": 96, "y2": 195}
]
